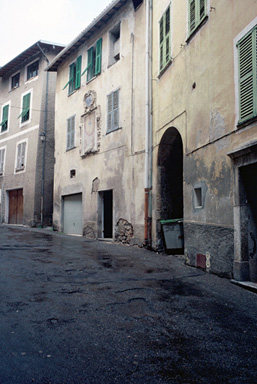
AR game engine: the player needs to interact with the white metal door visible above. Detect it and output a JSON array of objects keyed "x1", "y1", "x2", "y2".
[{"x1": 63, "y1": 194, "x2": 83, "y2": 235}]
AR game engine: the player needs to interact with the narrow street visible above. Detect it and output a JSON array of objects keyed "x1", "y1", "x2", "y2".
[{"x1": 0, "y1": 225, "x2": 257, "y2": 384}]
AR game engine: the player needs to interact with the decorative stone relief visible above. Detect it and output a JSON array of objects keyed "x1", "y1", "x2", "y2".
[{"x1": 80, "y1": 90, "x2": 101, "y2": 157}]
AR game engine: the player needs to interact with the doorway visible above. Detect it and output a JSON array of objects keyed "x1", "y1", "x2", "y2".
[
  {"x1": 98, "y1": 190, "x2": 113, "y2": 239},
  {"x1": 157, "y1": 127, "x2": 184, "y2": 249},
  {"x1": 9, "y1": 189, "x2": 23, "y2": 224},
  {"x1": 238, "y1": 163, "x2": 257, "y2": 282}
]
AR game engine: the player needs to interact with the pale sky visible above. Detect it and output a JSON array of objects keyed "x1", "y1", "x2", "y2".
[{"x1": 0, "y1": 0, "x2": 112, "y2": 67}]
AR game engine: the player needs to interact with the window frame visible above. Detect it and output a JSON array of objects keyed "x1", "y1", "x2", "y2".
[
  {"x1": 11, "y1": 72, "x2": 20, "y2": 90},
  {"x1": 15, "y1": 140, "x2": 27, "y2": 173},
  {"x1": 19, "y1": 90, "x2": 32, "y2": 127},
  {"x1": 0, "y1": 102, "x2": 10, "y2": 133},
  {"x1": 188, "y1": 0, "x2": 207, "y2": 38},
  {"x1": 26, "y1": 59, "x2": 39, "y2": 81},
  {"x1": 107, "y1": 89, "x2": 120, "y2": 133},
  {"x1": 87, "y1": 38, "x2": 102, "y2": 82},
  {"x1": 159, "y1": 4, "x2": 171, "y2": 73},
  {"x1": 63, "y1": 56, "x2": 82, "y2": 95},
  {"x1": 0, "y1": 146, "x2": 6, "y2": 175},
  {"x1": 67, "y1": 115, "x2": 76, "y2": 150},
  {"x1": 237, "y1": 25, "x2": 257, "y2": 125}
]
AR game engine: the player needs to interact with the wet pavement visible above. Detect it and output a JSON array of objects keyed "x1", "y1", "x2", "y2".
[{"x1": 0, "y1": 225, "x2": 257, "y2": 384}]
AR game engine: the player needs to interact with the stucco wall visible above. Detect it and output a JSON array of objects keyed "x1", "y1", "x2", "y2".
[
  {"x1": 152, "y1": 0, "x2": 257, "y2": 278},
  {"x1": 53, "y1": 2, "x2": 146, "y2": 244}
]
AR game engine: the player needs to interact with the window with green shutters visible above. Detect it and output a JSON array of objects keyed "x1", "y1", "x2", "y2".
[
  {"x1": 63, "y1": 56, "x2": 82, "y2": 94},
  {"x1": 19, "y1": 93, "x2": 31, "y2": 123},
  {"x1": 0, "y1": 104, "x2": 9, "y2": 132},
  {"x1": 0, "y1": 148, "x2": 5, "y2": 174},
  {"x1": 87, "y1": 38, "x2": 102, "y2": 82},
  {"x1": 160, "y1": 5, "x2": 171, "y2": 72},
  {"x1": 67, "y1": 116, "x2": 75, "y2": 150},
  {"x1": 188, "y1": 0, "x2": 207, "y2": 36},
  {"x1": 107, "y1": 90, "x2": 119, "y2": 133},
  {"x1": 237, "y1": 26, "x2": 257, "y2": 124}
]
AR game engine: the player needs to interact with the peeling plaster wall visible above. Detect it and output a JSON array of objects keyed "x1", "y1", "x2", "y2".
[
  {"x1": 152, "y1": 0, "x2": 257, "y2": 278},
  {"x1": 53, "y1": 2, "x2": 146, "y2": 244}
]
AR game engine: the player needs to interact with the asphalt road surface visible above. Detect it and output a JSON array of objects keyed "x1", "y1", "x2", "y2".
[{"x1": 0, "y1": 225, "x2": 257, "y2": 384}]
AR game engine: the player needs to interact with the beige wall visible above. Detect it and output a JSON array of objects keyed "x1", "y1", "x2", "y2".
[
  {"x1": 0, "y1": 48, "x2": 59, "y2": 225},
  {"x1": 53, "y1": 2, "x2": 147, "y2": 242},
  {"x1": 152, "y1": 0, "x2": 257, "y2": 277}
]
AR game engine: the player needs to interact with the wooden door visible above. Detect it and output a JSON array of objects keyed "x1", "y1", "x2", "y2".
[{"x1": 9, "y1": 189, "x2": 23, "y2": 224}]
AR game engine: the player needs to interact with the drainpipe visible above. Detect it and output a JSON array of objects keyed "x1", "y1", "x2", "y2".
[
  {"x1": 144, "y1": 0, "x2": 153, "y2": 247},
  {"x1": 37, "y1": 43, "x2": 49, "y2": 227}
]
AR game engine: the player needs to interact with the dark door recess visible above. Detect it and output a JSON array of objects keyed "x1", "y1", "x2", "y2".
[{"x1": 9, "y1": 189, "x2": 23, "y2": 224}]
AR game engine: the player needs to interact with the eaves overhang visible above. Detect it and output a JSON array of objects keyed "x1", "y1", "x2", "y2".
[
  {"x1": 0, "y1": 41, "x2": 65, "y2": 78},
  {"x1": 46, "y1": 0, "x2": 143, "y2": 72}
]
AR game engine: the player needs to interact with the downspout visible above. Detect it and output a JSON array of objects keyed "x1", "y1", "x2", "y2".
[
  {"x1": 37, "y1": 43, "x2": 49, "y2": 227},
  {"x1": 144, "y1": 0, "x2": 153, "y2": 247}
]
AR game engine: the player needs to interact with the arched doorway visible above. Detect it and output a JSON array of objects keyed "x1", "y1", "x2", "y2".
[{"x1": 157, "y1": 127, "x2": 184, "y2": 251}]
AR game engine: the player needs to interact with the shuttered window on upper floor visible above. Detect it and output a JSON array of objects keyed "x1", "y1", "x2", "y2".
[
  {"x1": 237, "y1": 26, "x2": 257, "y2": 124},
  {"x1": 159, "y1": 5, "x2": 171, "y2": 72},
  {"x1": 16, "y1": 142, "x2": 26, "y2": 171},
  {"x1": 107, "y1": 90, "x2": 119, "y2": 133},
  {"x1": 63, "y1": 56, "x2": 82, "y2": 95},
  {"x1": 0, "y1": 105, "x2": 9, "y2": 132},
  {"x1": 188, "y1": 0, "x2": 207, "y2": 36},
  {"x1": 18, "y1": 93, "x2": 31, "y2": 124},
  {"x1": 87, "y1": 38, "x2": 102, "y2": 82},
  {"x1": 67, "y1": 115, "x2": 75, "y2": 150}
]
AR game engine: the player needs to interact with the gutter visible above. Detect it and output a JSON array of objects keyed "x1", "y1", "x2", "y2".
[
  {"x1": 144, "y1": 0, "x2": 153, "y2": 247},
  {"x1": 37, "y1": 43, "x2": 49, "y2": 227}
]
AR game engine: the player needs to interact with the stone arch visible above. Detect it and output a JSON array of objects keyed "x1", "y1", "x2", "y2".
[{"x1": 156, "y1": 127, "x2": 184, "y2": 250}]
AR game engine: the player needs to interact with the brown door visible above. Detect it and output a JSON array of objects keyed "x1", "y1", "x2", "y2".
[{"x1": 9, "y1": 189, "x2": 23, "y2": 224}]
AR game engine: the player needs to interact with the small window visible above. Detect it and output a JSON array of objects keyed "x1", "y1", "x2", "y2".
[
  {"x1": 194, "y1": 187, "x2": 203, "y2": 208},
  {"x1": 0, "y1": 148, "x2": 5, "y2": 175},
  {"x1": 0, "y1": 104, "x2": 9, "y2": 132},
  {"x1": 27, "y1": 61, "x2": 39, "y2": 80},
  {"x1": 19, "y1": 92, "x2": 31, "y2": 124},
  {"x1": 109, "y1": 24, "x2": 120, "y2": 66},
  {"x1": 16, "y1": 141, "x2": 26, "y2": 171},
  {"x1": 11, "y1": 73, "x2": 20, "y2": 89},
  {"x1": 188, "y1": 0, "x2": 207, "y2": 36},
  {"x1": 87, "y1": 38, "x2": 102, "y2": 82},
  {"x1": 159, "y1": 5, "x2": 171, "y2": 72},
  {"x1": 67, "y1": 116, "x2": 75, "y2": 150},
  {"x1": 107, "y1": 90, "x2": 119, "y2": 133},
  {"x1": 237, "y1": 25, "x2": 257, "y2": 124}
]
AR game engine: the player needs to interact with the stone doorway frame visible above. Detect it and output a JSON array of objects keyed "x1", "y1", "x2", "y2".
[{"x1": 228, "y1": 140, "x2": 257, "y2": 281}]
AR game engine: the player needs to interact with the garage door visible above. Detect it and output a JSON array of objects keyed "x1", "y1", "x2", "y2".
[{"x1": 63, "y1": 193, "x2": 83, "y2": 235}]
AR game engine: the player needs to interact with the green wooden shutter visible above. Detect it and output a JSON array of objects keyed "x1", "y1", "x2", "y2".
[
  {"x1": 189, "y1": 0, "x2": 196, "y2": 33},
  {"x1": 200, "y1": 0, "x2": 206, "y2": 21},
  {"x1": 68, "y1": 63, "x2": 75, "y2": 94},
  {"x1": 160, "y1": 15, "x2": 164, "y2": 70},
  {"x1": 95, "y1": 38, "x2": 102, "y2": 75},
  {"x1": 20, "y1": 93, "x2": 30, "y2": 122},
  {"x1": 87, "y1": 47, "x2": 94, "y2": 81},
  {"x1": 1, "y1": 105, "x2": 9, "y2": 131},
  {"x1": 165, "y1": 6, "x2": 171, "y2": 64},
  {"x1": 238, "y1": 27, "x2": 257, "y2": 123},
  {"x1": 75, "y1": 56, "x2": 82, "y2": 89}
]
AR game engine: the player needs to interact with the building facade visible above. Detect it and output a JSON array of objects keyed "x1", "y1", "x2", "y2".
[
  {"x1": 0, "y1": 41, "x2": 64, "y2": 226},
  {"x1": 47, "y1": 0, "x2": 147, "y2": 243},
  {"x1": 151, "y1": 0, "x2": 257, "y2": 282}
]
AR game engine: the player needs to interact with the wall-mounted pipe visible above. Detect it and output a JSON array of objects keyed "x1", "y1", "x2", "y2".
[
  {"x1": 37, "y1": 43, "x2": 49, "y2": 227},
  {"x1": 144, "y1": 0, "x2": 153, "y2": 247}
]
